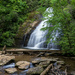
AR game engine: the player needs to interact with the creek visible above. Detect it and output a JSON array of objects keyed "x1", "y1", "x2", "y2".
[{"x1": 0, "y1": 54, "x2": 75, "y2": 75}]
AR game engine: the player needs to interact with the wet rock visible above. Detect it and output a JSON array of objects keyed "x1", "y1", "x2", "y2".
[
  {"x1": 32, "y1": 57, "x2": 57, "y2": 64},
  {"x1": 5, "y1": 68, "x2": 17, "y2": 74},
  {"x1": 32, "y1": 59, "x2": 41, "y2": 64},
  {"x1": 0, "y1": 55, "x2": 15, "y2": 66},
  {"x1": 32, "y1": 57, "x2": 48, "y2": 64},
  {"x1": 71, "y1": 71, "x2": 75, "y2": 75},
  {"x1": 54, "y1": 65, "x2": 61, "y2": 70},
  {"x1": 16, "y1": 61, "x2": 30, "y2": 70},
  {"x1": 57, "y1": 61, "x2": 65, "y2": 65},
  {"x1": 38, "y1": 60, "x2": 50, "y2": 67},
  {"x1": 15, "y1": 19, "x2": 41, "y2": 47},
  {"x1": 45, "y1": 53, "x2": 52, "y2": 56},
  {"x1": 26, "y1": 66, "x2": 43, "y2": 75}
]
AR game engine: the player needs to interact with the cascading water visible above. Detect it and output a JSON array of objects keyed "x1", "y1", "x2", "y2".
[
  {"x1": 25, "y1": 8, "x2": 60, "y2": 50},
  {"x1": 27, "y1": 20, "x2": 48, "y2": 49}
]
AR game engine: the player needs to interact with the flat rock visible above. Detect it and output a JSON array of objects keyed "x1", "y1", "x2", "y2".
[
  {"x1": 26, "y1": 66, "x2": 44, "y2": 75},
  {"x1": 0, "y1": 55, "x2": 15, "y2": 65},
  {"x1": 57, "y1": 61, "x2": 65, "y2": 65},
  {"x1": 38, "y1": 60, "x2": 50, "y2": 67},
  {"x1": 5, "y1": 68, "x2": 17, "y2": 74},
  {"x1": 32, "y1": 57, "x2": 57, "y2": 64},
  {"x1": 16, "y1": 61, "x2": 30, "y2": 69}
]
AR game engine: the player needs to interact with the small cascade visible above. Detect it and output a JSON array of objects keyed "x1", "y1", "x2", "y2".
[{"x1": 24, "y1": 7, "x2": 60, "y2": 50}]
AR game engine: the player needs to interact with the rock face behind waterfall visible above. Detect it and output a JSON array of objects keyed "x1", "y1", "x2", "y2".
[{"x1": 15, "y1": 11, "x2": 42, "y2": 47}]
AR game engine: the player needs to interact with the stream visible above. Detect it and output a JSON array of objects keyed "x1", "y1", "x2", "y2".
[{"x1": 0, "y1": 54, "x2": 75, "y2": 75}]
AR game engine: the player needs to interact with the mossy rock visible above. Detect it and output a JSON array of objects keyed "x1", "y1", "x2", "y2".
[
  {"x1": 26, "y1": 66, "x2": 44, "y2": 75},
  {"x1": 15, "y1": 11, "x2": 42, "y2": 47}
]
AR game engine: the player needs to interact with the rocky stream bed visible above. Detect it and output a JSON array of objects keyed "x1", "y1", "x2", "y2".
[{"x1": 0, "y1": 52, "x2": 75, "y2": 75}]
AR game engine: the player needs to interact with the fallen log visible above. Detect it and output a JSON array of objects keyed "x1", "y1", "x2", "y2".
[{"x1": 40, "y1": 64, "x2": 53, "y2": 75}]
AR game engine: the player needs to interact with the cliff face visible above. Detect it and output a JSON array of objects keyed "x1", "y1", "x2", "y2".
[{"x1": 15, "y1": 11, "x2": 42, "y2": 47}]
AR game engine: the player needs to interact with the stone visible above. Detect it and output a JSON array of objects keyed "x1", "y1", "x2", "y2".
[
  {"x1": 5, "y1": 68, "x2": 17, "y2": 74},
  {"x1": 32, "y1": 57, "x2": 57, "y2": 64},
  {"x1": 45, "y1": 53, "x2": 52, "y2": 56},
  {"x1": 16, "y1": 61, "x2": 30, "y2": 70},
  {"x1": 26, "y1": 66, "x2": 44, "y2": 75},
  {"x1": 0, "y1": 55, "x2": 15, "y2": 66},
  {"x1": 57, "y1": 61, "x2": 65, "y2": 65},
  {"x1": 54, "y1": 65, "x2": 61, "y2": 70},
  {"x1": 32, "y1": 58, "x2": 47, "y2": 64},
  {"x1": 71, "y1": 71, "x2": 75, "y2": 75},
  {"x1": 38, "y1": 60, "x2": 50, "y2": 67}
]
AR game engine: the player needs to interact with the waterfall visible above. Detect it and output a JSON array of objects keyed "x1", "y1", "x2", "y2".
[
  {"x1": 27, "y1": 20, "x2": 48, "y2": 49},
  {"x1": 25, "y1": 8, "x2": 60, "y2": 50}
]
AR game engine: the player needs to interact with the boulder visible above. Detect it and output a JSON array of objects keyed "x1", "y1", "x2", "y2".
[
  {"x1": 0, "y1": 55, "x2": 15, "y2": 65},
  {"x1": 26, "y1": 66, "x2": 43, "y2": 75},
  {"x1": 5, "y1": 68, "x2": 17, "y2": 74},
  {"x1": 16, "y1": 61, "x2": 30, "y2": 70}
]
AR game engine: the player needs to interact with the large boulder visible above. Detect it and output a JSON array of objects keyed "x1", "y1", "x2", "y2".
[
  {"x1": 16, "y1": 61, "x2": 30, "y2": 70},
  {"x1": 0, "y1": 55, "x2": 15, "y2": 65},
  {"x1": 5, "y1": 68, "x2": 17, "y2": 74},
  {"x1": 26, "y1": 66, "x2": 44, "y2": 75}
]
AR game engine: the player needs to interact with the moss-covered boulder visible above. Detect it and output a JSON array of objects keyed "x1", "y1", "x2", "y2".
[{"x1": 26, "y1": 66, "x2": 44, "y2": 75}]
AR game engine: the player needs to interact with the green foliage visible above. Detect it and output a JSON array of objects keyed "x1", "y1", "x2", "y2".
[
  {"x1": 0, "y1": 31, "x2": 15, "y2": 46},
  {"x1": 0, "y1": 0, "x2": 50, "y2": 46},
  {"x1": 25, "y1": 0, "x2": 40, "y2": 12},
  {"x1": 41, "y1": 0, "x2": 75, "y2": 55},
  {"x1": 0, "y1": 0, "x2": 28, "y2": 46},
  {"x1": 37, "y1": 7, "x2": 46, "y2": 14}
]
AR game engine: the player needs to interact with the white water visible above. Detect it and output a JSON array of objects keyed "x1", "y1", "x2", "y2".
[
  {"x1": 27, "y1": 20, "x2": 48, "y2": 49},
  {"x1": 26, "y1": 8, "x2": 60, "y2": 50}
]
